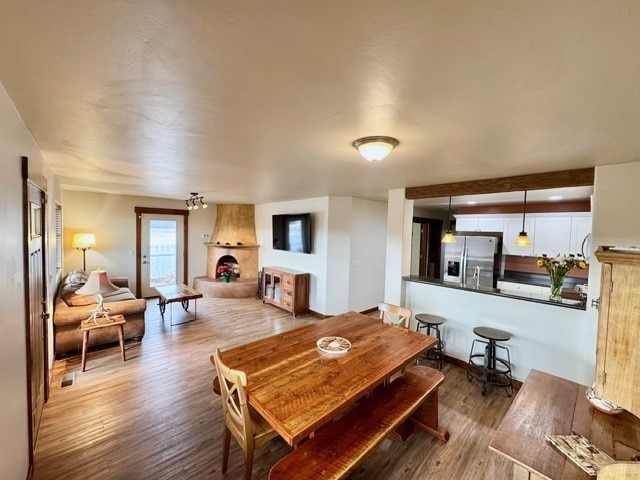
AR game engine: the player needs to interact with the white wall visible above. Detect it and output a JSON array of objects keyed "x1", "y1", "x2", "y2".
[
  {"x1": 63, "y1": 191, "x2": 216, "y2": 294},
  {"x1": 325, "y1": 198, "x2": 352, "y2": 314},
  {"x1": 384, "y1": 189, "x2": 413, "y2": 305},
  {"x1": 406, "y1": 282, "x2": 588, "y2": 383},
  {"x1": 582, "y1": 161, "x2": 640, "y2": 383},
  {"x1": 0, "y1": 81, "x2": 62, "y2": 479},
  {"x1": 256, "y1": 196, "x2": 387, "y2": 315},
  {"x1": 348, "y1": 198, "x2": 387, "y2": 312},
  {"x1": 256, "y1": 197, "x2": 330, "y2": 313}
]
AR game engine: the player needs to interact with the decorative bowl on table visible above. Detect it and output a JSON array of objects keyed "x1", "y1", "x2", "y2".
[
  {"x1": 585, "y1": 384, "x2": 624, "y2": 415},
  {"x1": 317, "y1": 336, "x2": 351, "y2": 354}
]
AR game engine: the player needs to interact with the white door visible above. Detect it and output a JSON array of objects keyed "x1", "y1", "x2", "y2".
[
  {"x1": 455, "y1": 217, "x2": 479, "y2": 232},
  {"x1": 140, "y1": 214, "x2": 185, "y2": 298}
]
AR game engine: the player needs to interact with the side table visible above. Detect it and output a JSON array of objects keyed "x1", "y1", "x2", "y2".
[{"x1": 80, "y1": 314, "x2": 126, "y2": 372}]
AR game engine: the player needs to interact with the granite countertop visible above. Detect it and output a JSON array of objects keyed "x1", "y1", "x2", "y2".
[{"x1": 403, "y1": 275, "x2": 587, "y2": 310}]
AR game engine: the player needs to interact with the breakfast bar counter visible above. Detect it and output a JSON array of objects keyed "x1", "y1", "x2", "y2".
[{"x1": 403, "y1": 275, "x2": 586, "y2": 310}]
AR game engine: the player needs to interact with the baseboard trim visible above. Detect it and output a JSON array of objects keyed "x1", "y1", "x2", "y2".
[
  {"x1": 443, "y1": 354, "x2": 523, "y2": 391},
  {"x1": 307, "y1": 307, "x2": 379, "y2": 319},
  {"x1": 360, "y1": 306, "x2": 379, "y2": 315}
]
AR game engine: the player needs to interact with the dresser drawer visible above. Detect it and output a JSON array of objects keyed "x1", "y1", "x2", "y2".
[
  {"x1": 282, "y1": 275, "x2": 295, "y2": 287},
  {"x1": 282, "y1": 287, "x2": 294, "y2": 299},
  {"x1": 282, "y1": 299, "x2": 293, "y2": 311}
]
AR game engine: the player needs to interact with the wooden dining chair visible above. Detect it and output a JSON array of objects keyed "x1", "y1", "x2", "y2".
[
  {"x1": 211, "y1": 348, "x2": 278, "y2": 480},
  {"x1": 379, "y1": 302, "x2": 412, "y2": 329}
]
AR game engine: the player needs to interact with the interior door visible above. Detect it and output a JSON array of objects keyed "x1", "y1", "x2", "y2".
[
  {"x1": 25, "y1": 179, "x2": 48, "y2": 452},
  {"x1": 140, "y1": 214, "x2": 185, "y2": 298}
]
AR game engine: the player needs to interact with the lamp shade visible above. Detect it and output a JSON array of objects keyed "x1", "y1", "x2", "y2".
[
  {"x1": 352, "y1": 136, "x2": 399, "y2": 162},
  {"x1": 76, "y1": 270, "x2": 118, "y2": 295},
  {"x1": 442, "y1": 230, "x2": 456, "y2": 243},
  {"x1": 514, "y1": 232, "x2": 532, "y2": 247},
  {"x1": 71, "y1": 232, "x2": 96, "y2": 249}
]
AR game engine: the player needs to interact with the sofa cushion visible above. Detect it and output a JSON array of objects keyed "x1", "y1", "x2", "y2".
[{"x1": 60, "y1": 283, "x2": 137, "y2": 307}]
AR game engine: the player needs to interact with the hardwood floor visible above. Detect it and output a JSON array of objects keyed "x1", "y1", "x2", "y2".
[{"x1": 34, "y1": 297, "x2": 514, "y2": 479}]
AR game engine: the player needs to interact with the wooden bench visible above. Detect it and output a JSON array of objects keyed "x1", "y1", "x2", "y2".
[{"x1": 269, "y1": 365, "x2": 445, "y2": 480}]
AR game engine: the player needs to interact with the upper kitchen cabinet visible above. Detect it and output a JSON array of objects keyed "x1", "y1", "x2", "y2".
[
  {"x1": 503, "y1": 217, "x2": 535, "y2": 256},
  {"x1": 533, "y1": 216, "x2": 572, "y2": 256},
  {"x1": 454, "y1": 215, "x2": 504, "y2": 233}
]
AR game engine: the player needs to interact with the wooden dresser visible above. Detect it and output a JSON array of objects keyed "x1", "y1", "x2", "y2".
[
  {"x1": 262, "y1": 266, "x2": 310, "y2": 317},
  {"x1": 593, "y1": 246, "x2": 640, "y2": 418}
]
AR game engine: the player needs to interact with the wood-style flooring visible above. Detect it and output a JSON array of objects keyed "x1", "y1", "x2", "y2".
[{"x1": 34, "y1": 297, "x2": 515, "y2": 479}]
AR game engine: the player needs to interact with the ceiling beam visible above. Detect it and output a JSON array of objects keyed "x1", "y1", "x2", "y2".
[{"x1": 405, "y1": 168, "x2": 595, "y2": 199}]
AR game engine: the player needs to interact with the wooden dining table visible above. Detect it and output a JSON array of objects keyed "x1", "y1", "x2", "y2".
[{"x1": 221, "y1": 311, "x2": 449, "y2": 447}]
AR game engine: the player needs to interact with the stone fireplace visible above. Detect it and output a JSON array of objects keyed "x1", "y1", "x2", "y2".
[{"x1": 193, "y1": 204, "x2": 259, "y2": 298}]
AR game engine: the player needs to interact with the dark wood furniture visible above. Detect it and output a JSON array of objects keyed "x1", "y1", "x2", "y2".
[
  {"x1": 221, "y1": 311, "x2": 449, "y2": 447},
  {"x1": 261, "y1": 266, "x2": 309, "y2": 317},
  {"x1": 80, "y1": 314, "x2": 126, "y2": 372},
  {"x1": 154, "y1": 283, "x2": 203, "y2": 326},
  {"x1": 269, "y1": 365, "x2": 445, "y2": 480},
  {"x1": 489, "y1": 369, "x2": 640, "y2": 480}
]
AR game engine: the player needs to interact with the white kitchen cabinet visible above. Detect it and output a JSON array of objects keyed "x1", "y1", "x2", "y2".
[
  {"x1": 454, "y1": 215, "x2": 504, "y2": 232},
  {"x1": 503, "y1": 217, "x2": 535, "y2": 256},
  {"x1": 455, "y1": 217, "x2": 479, "y2": 232},
  {"x1": 533, "y1": 217, "x2": 572, "y2": 256},
  {"x1": 497, "y1": 280, "x2": 543, "y2": 294},
  {"x1": 478, "y1": 217, "x2": 504, "y2": 233},
  {"x1": 570, "y1": 215, "x2": 592, "y2": 257}
]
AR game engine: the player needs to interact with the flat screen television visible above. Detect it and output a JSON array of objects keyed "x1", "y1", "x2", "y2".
[{"x1": 272, "y1": 213, "x2": 312, "y2": 253}]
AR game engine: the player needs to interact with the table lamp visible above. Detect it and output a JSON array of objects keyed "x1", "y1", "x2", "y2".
[
  {"x1": 71, "y1": 232, "x2": 96, "y2": 271},
  {"x1": 76, "y1": 270, "x2": 119, "y2": 323}
]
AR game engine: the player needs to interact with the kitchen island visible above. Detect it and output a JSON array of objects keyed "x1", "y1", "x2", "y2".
[{"x1": 403, "y1": 276, "x2": 592, "y2": 385}]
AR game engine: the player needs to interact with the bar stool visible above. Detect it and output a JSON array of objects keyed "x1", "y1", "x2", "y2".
[
  {"x1": 467, "y1": 326, "x2": 513, "y2": 397},
  {"x1": 415, "y1": 313, "x2": 445, "y2": 370}
]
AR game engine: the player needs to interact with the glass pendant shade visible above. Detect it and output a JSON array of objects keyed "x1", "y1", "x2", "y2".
[
  {"x1": 442, "y1": 230, "x2": 456, "y2": 243},
  {"x1": 352, "y1": 136, "x2": 399, "y2": 162},
  {"x1": 514, "y1": 231, "x2": 532, "y2": 247}
]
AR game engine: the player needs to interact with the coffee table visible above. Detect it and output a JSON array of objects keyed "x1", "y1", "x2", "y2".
[{"x1": 154, "y1": 284, "x2": 203, "y2": 326}]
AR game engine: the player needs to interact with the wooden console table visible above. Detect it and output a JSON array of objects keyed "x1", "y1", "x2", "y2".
[{"x1": 489, "y1": 370, "x2": 640, "y2": 479}]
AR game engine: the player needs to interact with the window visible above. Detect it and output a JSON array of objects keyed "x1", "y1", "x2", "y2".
[{"x1": 55, "y1": 203, "x2": 62, "y2": 269}]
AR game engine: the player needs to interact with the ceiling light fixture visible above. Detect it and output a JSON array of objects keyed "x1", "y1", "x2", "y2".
[
  {"x1": 466, "y1": 201, "x2": 478, "y2": 205},
  {"x1": 352, "y1": 136, "x2": 399, "y2": 162},
  {"x1": 549, "y1": 195, "x2": 563, "y2": 201},
  {"x1": 185, "y1": 192, "x2": 208, "y2": 210},
  {"x1": 442, "y1": 196, "x2": 456, "y2": 243},
  {"x1": 515, "y1": 190, "x2": 532, "y2": 247}
]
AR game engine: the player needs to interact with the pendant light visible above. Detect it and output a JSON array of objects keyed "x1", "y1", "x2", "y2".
[
  {"x1": 514, "y1": 190, "x2": 532, "y2": 247},
  {"x1": 442, "y1": 196, "x2": 456, "y2": 243}
]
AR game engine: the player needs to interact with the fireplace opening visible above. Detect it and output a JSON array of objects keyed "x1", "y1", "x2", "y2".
[{"x1": 216, "y1": 255, "x2": 240, "y2": 279}]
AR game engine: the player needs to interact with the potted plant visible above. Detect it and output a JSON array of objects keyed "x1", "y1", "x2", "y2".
[
  {"x1": 217, "y1": 264, "x2": 233, "y2": 283},
  {"x1": 537, "y1": 254, "x2": 587, "y2": 301}
]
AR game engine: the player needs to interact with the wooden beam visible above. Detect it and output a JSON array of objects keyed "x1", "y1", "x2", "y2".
[{"x1": 405, "y1": 168, "x2": 594, "y2": 199}]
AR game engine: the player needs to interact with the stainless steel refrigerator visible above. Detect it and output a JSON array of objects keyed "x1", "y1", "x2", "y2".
[{"x1": 442, "y1": 234, "x2": 502, "y2": 288}]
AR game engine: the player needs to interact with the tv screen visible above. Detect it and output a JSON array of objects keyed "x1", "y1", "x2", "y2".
[{"x1": 272, "y1": 213, "x2": 312, "y2": 253}]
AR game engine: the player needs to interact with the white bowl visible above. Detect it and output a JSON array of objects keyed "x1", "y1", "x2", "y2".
[{"x1": 585, "y1": 385, "x2": 624, "y2": 415}]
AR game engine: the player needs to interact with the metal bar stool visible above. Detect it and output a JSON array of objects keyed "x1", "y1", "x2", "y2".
[
  {"x1": 415, "y1": 313, "x2": 445, "y2": 370},
  {"x1": 467, "y1": 326, "x2": 513, "y2": 396}
]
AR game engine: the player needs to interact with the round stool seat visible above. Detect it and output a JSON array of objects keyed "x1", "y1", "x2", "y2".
[
  {"x1": 473, "y1": 326, "x2": 510, "y2": 342},
  {"x1": 415, "y1": 313, "x2": 445, "y2": 326}
]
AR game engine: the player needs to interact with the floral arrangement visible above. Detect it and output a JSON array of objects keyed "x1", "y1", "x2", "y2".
[
  {"x1": 537, "y1": 254, "x2": 587, "y2": 300},
  {"x1": 217, "y1": 264, "x2": 233, "y2": 281}
]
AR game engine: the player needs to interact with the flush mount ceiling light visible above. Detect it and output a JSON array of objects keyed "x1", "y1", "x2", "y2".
[
  {"x1": 515, "y1": 190, "x2": 532, "y2": 247},
  {"x1": 352, "y1": 136, "x2": 399, "y2": 162},
  {"x1": 442, "y1": 196, "x2": 456, "y2": 243},
  {"x1": 185, "y1": 192, "x2": 208, "y2": 210}
]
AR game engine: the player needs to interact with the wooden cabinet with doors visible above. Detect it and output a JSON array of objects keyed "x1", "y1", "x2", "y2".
[
  {"x1": 262, "y1": 266, "x2": 310, "y2": 317},
  {"x1": 593, "y1": 246, "x2": 640, "y2": 419}
]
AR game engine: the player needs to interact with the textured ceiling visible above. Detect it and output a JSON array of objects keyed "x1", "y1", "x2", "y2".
[{"x1": 1, "y1": 1, "x2": 639, "y2": 203}]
